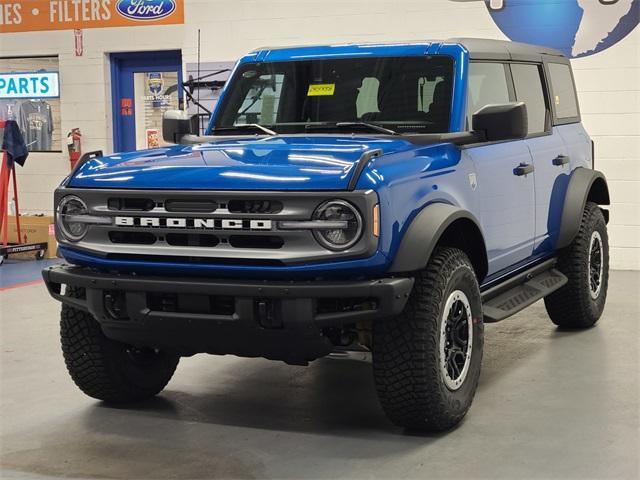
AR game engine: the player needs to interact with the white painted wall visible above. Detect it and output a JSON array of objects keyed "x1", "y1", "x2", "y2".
[{"x1": 1, "y1": 0, "x2": 638, "y2": 268}]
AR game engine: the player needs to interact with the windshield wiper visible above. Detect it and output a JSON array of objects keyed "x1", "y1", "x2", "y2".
[
  {"x1": 212, "y1": 124, "x2": 277, "y2": 136},
  {"x1": 306, "y1": 122, "x2": 398, "y2": 135}
]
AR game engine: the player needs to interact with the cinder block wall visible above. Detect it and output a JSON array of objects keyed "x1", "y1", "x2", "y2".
[{"x1": 2, "y1": 0, "x2": 638, "y2": 269}]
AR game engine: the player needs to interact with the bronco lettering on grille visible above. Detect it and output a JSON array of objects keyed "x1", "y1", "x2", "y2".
[{"x1": 115, "y1": 217, "x2": 272, "y2": 231}]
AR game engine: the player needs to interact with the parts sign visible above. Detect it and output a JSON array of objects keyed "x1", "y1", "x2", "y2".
[
  {"x1": 0, "y1": 0, "x2": 184, "y2": 33},
  {"x1": 0, "y1": 72, "x2": 60, "y2": 99}
]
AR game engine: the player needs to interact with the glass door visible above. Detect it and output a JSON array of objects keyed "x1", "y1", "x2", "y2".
[{"x1": 111, "y1": 51, "x2": 183, "y2": 152}]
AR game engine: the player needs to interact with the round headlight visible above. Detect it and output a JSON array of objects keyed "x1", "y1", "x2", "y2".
[
  {"x1": 312, "y1": 200, "x2": 363, "y2": 251},
  {"x1": 57, "y1": 195, "x2": 89, "y2": 242}
]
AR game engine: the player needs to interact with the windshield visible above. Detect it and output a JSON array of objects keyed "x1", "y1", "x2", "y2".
[{"x1": 213, "y1": 56, "x2": 454, "y2": 135}]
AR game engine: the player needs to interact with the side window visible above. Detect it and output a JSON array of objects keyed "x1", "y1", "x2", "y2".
[
  {"x1": 510, "y1": 63, "x2": 548, "y2": 135},
  {"x1": 466, "y1": 63, "x2": 510, "y2": 129},
  {"x1": 548, "y1": 63, "x2": 579, "y2": 120},
  {"x1": 235, "y1": 73, "x2": 283, "y2": 125}
]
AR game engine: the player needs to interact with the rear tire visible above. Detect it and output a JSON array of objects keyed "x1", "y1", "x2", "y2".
[
  {"x1": 373, "y1": 247, "x2": 484, "y2": 432},
  {"x1": 61, "y1": 287, "x2": 179, "y2": 403},
  {"x1": 545, "y1": 202, "x2": 609, "y2": 328}
]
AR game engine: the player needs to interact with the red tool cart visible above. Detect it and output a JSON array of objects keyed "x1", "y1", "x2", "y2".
[{"x1": 0, "y1": 120, "x2": 48, "y2": 265}]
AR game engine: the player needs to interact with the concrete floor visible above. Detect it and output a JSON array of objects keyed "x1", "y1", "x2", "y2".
[{"x1": 1, "y1": 269, "x2": 638, "y2": 480}]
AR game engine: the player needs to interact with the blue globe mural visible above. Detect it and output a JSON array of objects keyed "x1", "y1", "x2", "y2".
[{"x1": 483, "y1": 0, "x2": 639, "y2": 58}]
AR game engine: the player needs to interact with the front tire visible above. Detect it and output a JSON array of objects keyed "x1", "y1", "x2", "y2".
[
  {"x1": 60, "y1": 287, "x2": 180, "y2": 403},
  {"x1": 545, "y1": 202, "x2": 609, "y2": 328},
  {"x1": 373, "y1": 247, "x2": 484, "y2": 432}
]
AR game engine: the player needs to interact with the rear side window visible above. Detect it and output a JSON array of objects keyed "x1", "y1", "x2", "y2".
[
  {"x1": 548, "y1": 63, "x2": 579, "y2": 120},
  {"x1": 510, "y1": 63, "x2": 548, "y2": 135},
  {"x1": 467, "y1": 63, "x2": 510, "y2": 127}
]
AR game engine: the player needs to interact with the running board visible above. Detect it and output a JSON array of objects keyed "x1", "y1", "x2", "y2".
[{"x1": 481, "y1": 263, "x2": 567, "y2": 322}]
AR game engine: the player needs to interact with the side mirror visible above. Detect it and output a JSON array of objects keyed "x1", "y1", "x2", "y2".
[
  {"x1": 472, "y1": 102, "x2": 528, "y2": 142},
  {"x1": 162, "y1": 110, "x2": 199, "y2": 144}
]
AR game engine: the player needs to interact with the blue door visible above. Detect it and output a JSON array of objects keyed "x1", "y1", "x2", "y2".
[
  {"x1": 465, "y1": 61, "x2": 536, "y2": 276},
  {"x1": 509, "y1": 63, "x2": 569, "y2": 255},
  {"x1": 111, "y1": 51, "x2": 183, "y2": 153}
]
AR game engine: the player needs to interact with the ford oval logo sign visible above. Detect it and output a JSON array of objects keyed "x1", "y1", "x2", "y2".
[{"x1": 116, "y1": 0, "x2": 176, "y2": 21}]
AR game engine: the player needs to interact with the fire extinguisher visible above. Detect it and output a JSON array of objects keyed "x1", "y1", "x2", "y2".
[{"x1": 67, "y1": 128, "x2": 82, "y2": 170}]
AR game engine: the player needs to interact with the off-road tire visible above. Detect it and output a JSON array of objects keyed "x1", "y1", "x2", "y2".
[
  {"x1": 60, "y1": 287, "x2": 180, "y2": 403},
  {"x1": 373, "y1": 247, "x2": 484, "y2": 432},
  {"x1": 545, "y1": 202, "x2": 609, "y2": 328}
]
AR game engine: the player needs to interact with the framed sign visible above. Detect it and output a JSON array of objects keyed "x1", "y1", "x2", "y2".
[
  {"x1": 0, "y1": 72, "x2": 60, "y2": 99},
  {"x1": 0, "y1": 0, "x2": 185, "y2": 34}
]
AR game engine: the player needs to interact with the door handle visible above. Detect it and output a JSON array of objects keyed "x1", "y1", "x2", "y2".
[
  {"x1": 553, "y1": 155, "x2": 570, "y2": 166},
  {"x1": 513, "y1": 163, "x2": 534, "y2": 176}
]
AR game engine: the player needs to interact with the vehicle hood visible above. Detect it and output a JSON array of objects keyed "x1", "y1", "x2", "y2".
[{"x1": 68, "y1": 136, "x2": 417, "y2": 191}]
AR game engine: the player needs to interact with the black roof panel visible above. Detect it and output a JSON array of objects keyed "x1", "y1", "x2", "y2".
[{"x1": 447, "y1": 37, "x2": 566, "y2": 62}]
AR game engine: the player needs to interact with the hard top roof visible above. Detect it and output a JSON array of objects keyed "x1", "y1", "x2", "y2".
[{"x1": 250, "y1": 37, "x2": 567, "y2": 63}]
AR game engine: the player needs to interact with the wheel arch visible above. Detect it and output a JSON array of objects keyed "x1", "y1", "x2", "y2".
[
  {"x1": 389, "y1": 203, "x2": 488, "y2": 282},
  {"x1": 557, "y1": 168, "x2": 610, "y2": 250}
]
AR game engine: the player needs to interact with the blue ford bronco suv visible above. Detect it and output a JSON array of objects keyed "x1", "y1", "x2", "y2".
[{"x1": 44, "y1": 38, "x2": 610, "y2": 432}]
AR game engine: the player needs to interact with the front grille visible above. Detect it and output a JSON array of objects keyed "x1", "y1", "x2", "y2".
[
  {"x1": 108, "y1": 197, "x2": 155, "y2": 211},
  {"x1": 229, "y1": 235, "x2": 283, "y2": 249},
  {"x1": 60, "y1": 188, "x2": 378, "y2": 265},
  {"x1": 165, "y1": 199, "x2": 218, "y2": 213},
  {"x1": 166, "y1": 233, "x2": 219, "y2": 247},
  {"x1": 228, "y1": 199, "x2": 283, "y2": 214},
  {"x1": 109, "y1": 231, "x2": 156, "y2": 245}
]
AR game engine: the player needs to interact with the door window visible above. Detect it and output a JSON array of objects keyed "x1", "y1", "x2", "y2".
[
  {"x1": 510, "y1": 64, "x2": 548, "y2": 135},
  {"x1": 467, "y1": 62, "x2": 510, "y2": 128},
  {"x1": 133, "y1": 71, "x2": 180, "y2": 149},
  {"x1": 548, "y1": 63, "x2": 579, "y2": 120}
]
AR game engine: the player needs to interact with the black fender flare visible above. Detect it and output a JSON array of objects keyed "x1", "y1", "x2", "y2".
[
  {"x1": 389, "y1": 203, "x2": 488, "y2": 280},
  {"x1": 556, "y1": 167, "x2": 610, "y2": 249}
]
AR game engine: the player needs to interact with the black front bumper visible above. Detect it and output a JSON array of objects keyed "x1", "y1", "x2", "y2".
[{"x1": 42, "y1": 265, "x2": 413, "y2": 363}]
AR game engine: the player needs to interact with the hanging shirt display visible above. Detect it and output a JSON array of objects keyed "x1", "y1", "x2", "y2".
[
  {"x1": 0, "y1": 100, "x2": 22, "y2": 122},
  {"x1": 0, "y1": 100, "x2": 22, "y2": 141},
  {"x1": 19, "y1": 99, "x2": 54, "y2": 151},
  {"x1": 1, "y1": 57, "x2": 61, "y2": 152}
]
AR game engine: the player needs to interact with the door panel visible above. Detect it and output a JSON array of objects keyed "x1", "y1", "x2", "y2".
[{"x1": 467, "y1": 141, "x2": 536, "y2": 275}]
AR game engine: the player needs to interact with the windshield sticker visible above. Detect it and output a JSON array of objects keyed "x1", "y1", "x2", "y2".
[{"x1": 307, "y1": 84, "x2": 336, "y2": 96}]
